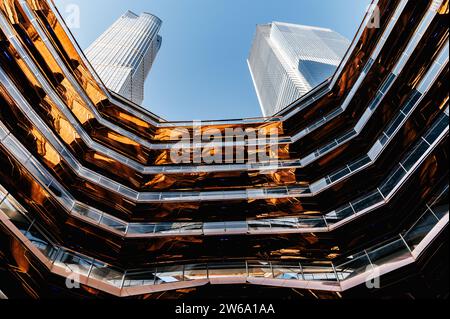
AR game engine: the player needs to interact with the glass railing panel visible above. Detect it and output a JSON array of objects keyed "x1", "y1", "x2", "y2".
[
  {"x1": 401, "y1": 141, "x2": 429, "y2": 171},
  {"x1": 199, "y1": 192, "x2": 223, "y2": 201},
  {"x1": 21, "y1": 223, "x2": 50, "y2": 245},
  {"x1": 127, "y1": 224, "x2": 155, "y2": 235},
  {"x1": 27, "y1": 237, "x2": 57, "y2": 259},
  {"x1": 378, "y1": 132, "x2": 389, "y2": 147},
  {"x1": 272, "y1": 263, "x2": 302, "y2": 280},
  {"x1": 47, "y1": 182, "x2": 75, "y2": 209},
  {"x1": 0, "y1": 124, "x2": 8, "y2": 141},
  {"x1": 171, "y1": 223, "x2": 203, "y2": 233},
  {"x1": 203, "y1": 222, "x2": 226, "y2": 232},
  {"x1": 123, "y1": 269, "x2": 157, "y2": 287},
  {"x1": 246, "y1": 189, "x2": 267, "y2": 198},
  {"x1": 0, "y1": 195, "x2": 27, "y2": 220},
  {"x1": 72, "y1": 202, "x2": 102, "y2": 223},
  {"x1": 265, "y1": 187, "x2": 289, "y2": 196},
  {"x1": 123, "y1": 158, "x2": 141, "y2": 172},
  {"x1": 301, "y1": 153, "x2": 316, "y2": 166},
  {"x1": 366, "y1": 238, "x2": 411, "y2": 268},
  {"x1": 208, "y1": 262, "x2": 247, "y2": 278},
  {"x1": 277, "y1": 137, "x2": 292, "y2": 144},
  {"x1": 384, "y1": 112, "x2": 406, "y2": 138},
  {"x1": 287, "y1": 187, "x2": 307, "y2": 196},
  {"x1": 362, "y1": 58, "x2": 375, "y2": 73},
  {"x1": 369, "y1": 93, "x2": 382, "y2": 111},
  {"x1": 224, "y1": 221, "x2": 248, "y2": 232},
  {"x1": 335, "y1": 253, "x2": 371, "y2": 281},
  {"x1": 79, "y1": 168, "x2": 101, "y2": 183},
  {"x1": 403, "y1": 210, "x2": 439, "y2": 250},
  {"x1": 337, "y1": 130, "x2": 356, "y2": 144},
  {"x1": 155, "y1": 266, "x2": 184, "y2": 284},
  {"x1": 118, "y1": 185, "x2": 138, "y2": 201},
  {"x1": 423, "y1": 114, "x2": 448, "y2": 144},
  {"x1": 418, "y1": 62, "x2": 442, "y2": 93},
  {"x1": 392, "y1": 53, "x2": 409, "y2": 75},
  {"x1": 427, "y1": 184, "x2": 448, "y2": 206},
  {"x1": 402, "y1": 90, "x2": 422, "y2": 115},
  {"x1": 325, "y1": 107, "x2": 343, "y2": 121},
  {"x1": 54, "y1": 250, "x2": 93, "y2": 277},
  {"x1": 379, "y1": 74, "x2": 396, "y2": 94},
  {"x1": 152, "y1": 223, "x2": 174, "y2": 233},
  {"x1": 329, "y1": 166, "x2": 351, "y2": 183},
  {"x1": 247, "y1": 261, "x2": 274, "y2": 278},
  {"x1": 180, "y1": 192, "x2": 200, "y2": 199},
  {"x1": 348, "y1": 155, "x2": 371, "y2": 172},
  {"x1": 156, "y1": 223, "x2": 198, "y2": 234},
  {"x1": 416, "y1": 11, "x2": 435, "y2": 38},
  {"x1": 25, "y1": 224, "x2": 58, "y2": 259},
  {"x1": 184, "y1": 223, "x2": 204, "y2": 232},
  {"x1": 325, "y1": 205, "x2": 354, "y2": 224},
  {"x1": 2, "y1": 135, "x2": 29, "y2": 163},
  {"x1": 302, "y1": 263, "x2": 337, "y2": 281},
  {"x1": 309, "y1": 117, "x2": 326, "y2": 131},
  {"x1": 248, "y1": 220, "x2": 272, "y2": 231},
  {"x1": 428, "y1": 200, "x2": 449, "y2": 221},
  {"x1": 297, "y1": 217, "x2": 327, "y2": 229},
  {"x1": 0, "y1": 185, "x2": 7, "y2": 202},
  {"x1": 184, "y1": 264, "x2": 208, "y2": 281},
  {"x1": 351, "y1": 190, "x2": 384, "y2": 213},
  {"x1": 26, "y1": 158, "x2": 52, "y2": 187},
  {"x1": 60, "y1": 149, "x2": 78, "y2": 172},
  {"x1": 355, "y1": 109, "x2": 372, "y2": 133},
  {"x1": 1, "y1": 191, "x2": 446, "y2": 293},
  {"x1": 8, "y1": 212, "x2": 33, "y2": 235},
  {"x1": 99, "y1": 215, "x2": 127, "y2": 233},
  {"x1": 379, "y1": 166, "x2": 406, "y2": 198},
  {"x1": 268, "y1": 218, "x2": 299, "y2": 230},
  {"x1": 318, "y1": 140, "x2": 338, "y2": 155},
  {"x1": 99, "y1": 177, "x2": 120, "y2": 193},
  {"x1": 138, "y1": 193, "x2": 161, "y2": 201},
  {"x1": 161, "y1": 192, "x2": 183, "y2": 200},
  {"x1": 89, "y1": 262, "x2": 124, "y2": 287}
]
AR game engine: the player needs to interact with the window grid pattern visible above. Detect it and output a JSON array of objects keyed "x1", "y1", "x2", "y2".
[
  {"x1": 248, "y1": 22, "x2": 350, "y2": 116},
  {"x1": 85, "y1": 11, "x2": 162, "y2": 105}
]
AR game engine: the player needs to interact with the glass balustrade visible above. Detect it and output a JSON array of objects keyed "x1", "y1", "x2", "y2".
[
  {"x1": 0, "y1": 105, "x2": 447, "y2": 237},
  {"x1": 0, "y1": 184, "x2": 447, "y2": 294},
  {"x1": 1, "y1": 2, "x2": 442, "y2": 181}
]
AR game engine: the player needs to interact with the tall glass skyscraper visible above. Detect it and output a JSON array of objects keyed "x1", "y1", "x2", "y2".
[
  {"x1": 0, "y1": 0, "x2": 448, "y2": 300},
  {"x1": 248, "y1": 22, "x2": 350, "y2": 116},
  {"x1": 85, "y1": 11, "x2": 162, "y2": 105}
]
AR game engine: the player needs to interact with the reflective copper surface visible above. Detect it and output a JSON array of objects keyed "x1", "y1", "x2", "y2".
[{"x1": 0, "y1": 0, "x2": 448, "y2": 298}]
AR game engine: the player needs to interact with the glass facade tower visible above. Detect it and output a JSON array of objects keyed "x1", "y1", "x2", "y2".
[
  {"x1": 0, "y1": 0, "x2": 448, "y2": 300},
  {"x1": 85, "y1": 11, "x2": 162, "y2": 105},
  {"x1": 248, "y1": 22, "x2": 350, "y2": 116}
]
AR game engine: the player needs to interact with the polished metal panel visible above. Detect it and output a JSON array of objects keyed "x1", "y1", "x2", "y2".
[{"x1": 0, "y1": 0, "x2": 448, "y2": 298}]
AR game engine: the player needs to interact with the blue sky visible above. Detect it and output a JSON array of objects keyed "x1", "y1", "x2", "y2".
[{"x1": 54, "y1": 0, "x2": 370, "y2": 121}]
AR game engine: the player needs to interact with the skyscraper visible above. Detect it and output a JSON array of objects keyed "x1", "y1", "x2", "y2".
[
  {"x1": 85, "y1": 11, "x2": 162, "y2": 105},
  {"x1": 0, "y1": 0, "x2": 448, "y2": 300},
  {"x1": 248, "y1": 22, "x2": 350, "y2": 116}
]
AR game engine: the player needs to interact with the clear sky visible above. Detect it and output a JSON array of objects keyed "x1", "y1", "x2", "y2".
[{"x1": 54, "y1": 0, "x2": 370, "y2": 121}]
